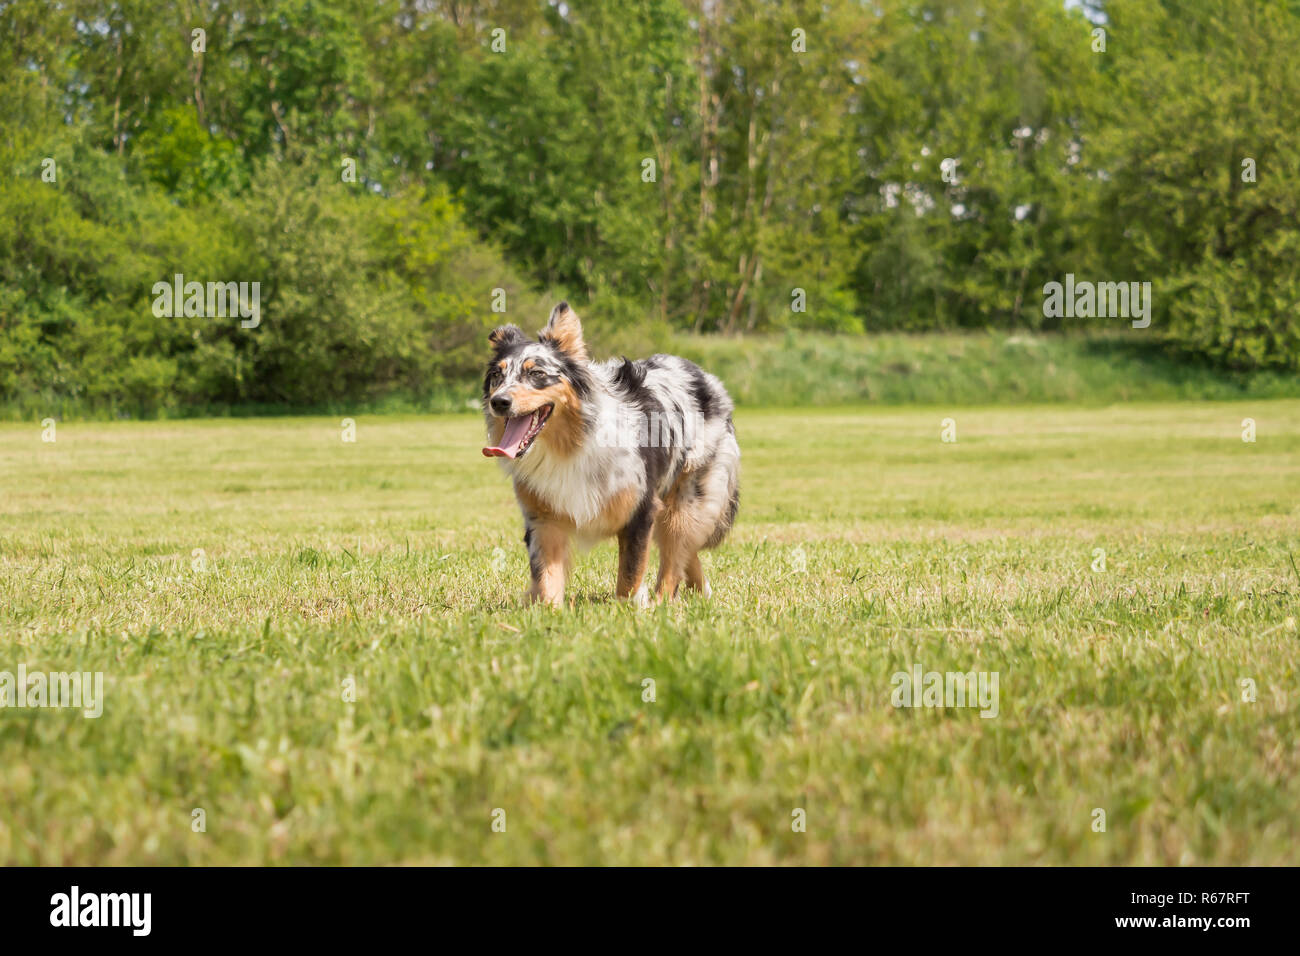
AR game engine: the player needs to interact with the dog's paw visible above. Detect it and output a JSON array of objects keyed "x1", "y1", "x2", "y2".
[
  {"x1": 526, "y1": 590, "x2": 564, "y2": 608},
  {"x1": 619, "y1": 585, "x2": 651, "y2": 609}
]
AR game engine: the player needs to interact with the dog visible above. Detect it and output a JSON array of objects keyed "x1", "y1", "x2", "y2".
[{"x1": 482, "y1": 302, "x2": 740, "y2": 607}]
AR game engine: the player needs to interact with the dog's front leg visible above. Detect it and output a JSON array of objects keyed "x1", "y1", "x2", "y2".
[
  {"x1": 615, "y1": 499, "x2": 659, "y2": 609},
  {"x1": 526, "y1": 520, "x2": 570, "y2": 607}
]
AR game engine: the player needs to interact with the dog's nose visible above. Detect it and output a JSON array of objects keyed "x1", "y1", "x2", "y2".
[{"x1": 490, "y1": 394, "x2": 512, "y2": 415}]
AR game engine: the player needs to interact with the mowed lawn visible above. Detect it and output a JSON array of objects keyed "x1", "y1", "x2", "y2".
[{"x1": 1, "y1": 402, "x2": 1298, "y2": 865}]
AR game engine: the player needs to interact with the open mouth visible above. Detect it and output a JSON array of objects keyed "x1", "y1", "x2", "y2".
[{"x1": 482, "y1": 404, "x2": 553, "y2": 459}]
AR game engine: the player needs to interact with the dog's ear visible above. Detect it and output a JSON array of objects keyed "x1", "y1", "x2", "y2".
[
  {"x1": 539, "y1": 301, "x2": 587, "y2": 361},
  {"x1": 488, "y1": 324, "x2": 526, "y2": 350}
]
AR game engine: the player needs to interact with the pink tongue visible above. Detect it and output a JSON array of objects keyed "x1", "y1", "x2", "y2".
[{"x1": 482, "y1": 414, "x2": 532, "y2": 459}]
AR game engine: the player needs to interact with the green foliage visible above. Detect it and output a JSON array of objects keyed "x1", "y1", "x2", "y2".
[
  {"x1": 2, "y1": 0, "x2": 1298, "y2": 418},
  {"x1": 1093, "y1": 0, "x2": 1300, "y2": 370},
  {"x1": 132, "y1": 106, "x2": 247, "y2": 200},
  {"x1": 0, "y1": 136, "x2": 538, "y2": 416},
  {"x1": 852, "y1": 0, "x2": 1107, "y2": 331}
]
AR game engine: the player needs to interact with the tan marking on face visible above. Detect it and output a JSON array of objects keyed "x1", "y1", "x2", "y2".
[
  {"x1": 533, "y1": 379, "x2": 584, "y2": 458},
  {"x1": 522, "y1": 359, "x2": 536, "y2": 371},
  {"x1": 498, "y1": 360, "x2": 508, "y2": 370},
  {"x1": 496, "y1": 379, "x2": 583, "y2": 457},
  {"x1": 505, "y1": 377, "x2": 566, "y2": 415}
]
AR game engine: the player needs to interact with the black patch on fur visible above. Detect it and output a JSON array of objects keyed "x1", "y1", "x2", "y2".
[
  {"x1": 616, "y1": 496, "x2": 658, "y2": 592},
  {"x1": 535, "y1": 336, "x2": 593, "y2": 399},
  {"x1": 560, "y1": 353, "x2": 594, "y2": 399},
  {"x1": 611, "y1": 357, "x2": 647, "y2": 394},
  {"x1": 639, "y1": 440, "x2": 675, "y2": 496},
  {"x1": 488, "y1": 324, "x2": 526, "y2": 349},
  {"x1": 482, "y1": 361, "x2": 501, "y2": 404},
  {"x1": 483, "y1": 328, "x2": 529, "y2": 402},
  {"x1": 689, "y1": 366, "x2": 720, "y2": 420},
  {"x1": 522, "y1": 520, "x2": 544, "y2": 585},
  {"x1": 629, "y1": 395, "x2": 674, "y2": 485}
]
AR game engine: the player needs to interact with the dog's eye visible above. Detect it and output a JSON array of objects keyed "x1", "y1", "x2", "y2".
[{"x1": 529, "y1": 369, "x2": 549, "y2": 384}]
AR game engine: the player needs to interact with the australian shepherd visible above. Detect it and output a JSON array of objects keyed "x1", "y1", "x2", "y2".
[{"x1": 481, "y1": 302, "x2": 740, "y2": 607}]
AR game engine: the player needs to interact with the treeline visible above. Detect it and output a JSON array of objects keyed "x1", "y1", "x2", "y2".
[{"x1": 2, "y1": 0, "x2": 1298, "y2": 415}]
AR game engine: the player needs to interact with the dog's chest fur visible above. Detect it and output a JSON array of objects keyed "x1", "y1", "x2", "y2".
[{"x1": 504, "y1": 379, "x2": 645, "y2": 535}]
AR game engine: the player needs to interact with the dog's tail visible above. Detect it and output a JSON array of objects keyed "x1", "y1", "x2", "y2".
[{"x1": 703, "y1": 417, "x2": 741, "y2": 549}]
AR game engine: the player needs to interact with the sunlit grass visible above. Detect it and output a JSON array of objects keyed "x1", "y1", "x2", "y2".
[{"x1": 1, "y1": 401, "x2": 1297, "y2": 864}]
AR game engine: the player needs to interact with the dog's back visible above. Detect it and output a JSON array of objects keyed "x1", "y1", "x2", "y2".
[
  {"x1": 601, "y1": 354, "x2": 737, "y2": 486},
  {"x1": 598, "y1": 354, "x2": 740, "y2": 571}
]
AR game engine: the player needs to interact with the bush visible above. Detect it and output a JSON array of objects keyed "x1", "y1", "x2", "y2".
[{"x1": 0, "y1": 142, "x2": 544, "y2": 416}]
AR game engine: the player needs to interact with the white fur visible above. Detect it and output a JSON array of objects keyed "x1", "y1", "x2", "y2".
[{"x1": 497, "y1": 372, "x2": 644, "y2": 532}]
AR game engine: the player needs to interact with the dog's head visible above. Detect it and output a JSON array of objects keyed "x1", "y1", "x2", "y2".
[{"x1": 481, "y1": 302, "x2": 591, "y2": 460}]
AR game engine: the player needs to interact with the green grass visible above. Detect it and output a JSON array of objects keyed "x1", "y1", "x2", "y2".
[
  {"x1": 673, "y1": 330, "x2": 1300, "y2": 407},
  {"x1": 9, "y1": 330, "x2": 1300, "y2": 422},
  {"x1": 1, "y1": 402, "x2": 1298, "y2": 864}
]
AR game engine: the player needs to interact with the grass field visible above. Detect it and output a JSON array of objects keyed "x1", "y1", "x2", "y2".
[
  {"x1": 2, "y1": 401, "x2": 1298, "y2": 865},
  {"x1": 11, "y1": 330, "x2": 1300, "y2": 422}
]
